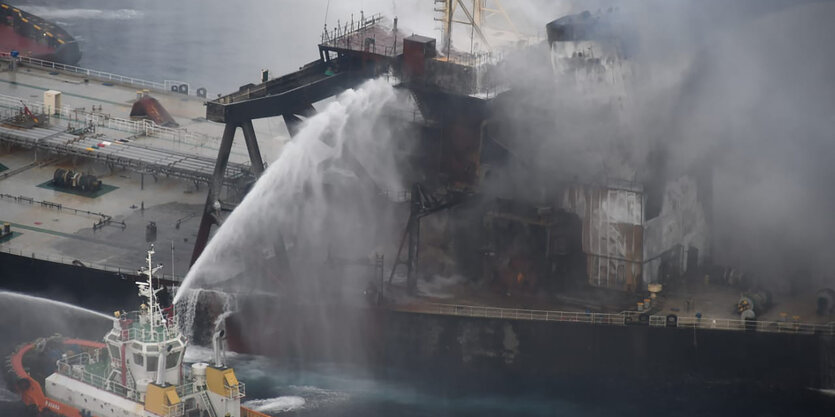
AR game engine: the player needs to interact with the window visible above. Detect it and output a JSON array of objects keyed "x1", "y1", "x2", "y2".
[
  {"x1": 133, "y1": 353, "x2": 143, "y2": 367},
  {"x1": 146, "y1": 356, "x2": 158, "y2": 372},
  {"x1": 108, "y1": 345, "x2": 120, "y2": 360},
  {"x1": 166, "y1": 351, "x2": 180, "y2": 369}
]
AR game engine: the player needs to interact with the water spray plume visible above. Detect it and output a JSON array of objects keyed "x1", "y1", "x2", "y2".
[
  {"x1": 0, "y1": 291, "x2": 113, "y2": 320},
  {"x1": 176, "y1": 78, "x2": 402, "y2": 303}
]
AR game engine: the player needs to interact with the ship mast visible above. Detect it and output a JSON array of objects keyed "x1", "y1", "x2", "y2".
[{"x1": 138, "y1": 244, "x2": 165, "y2": 341}]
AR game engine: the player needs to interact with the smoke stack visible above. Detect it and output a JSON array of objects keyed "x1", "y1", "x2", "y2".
[
  {"x1": 212, "y1": 328, "x2": 225, "y2": 367},
  {"x1": 155, "y1": 345, "x2": 168, "y2": 385}
]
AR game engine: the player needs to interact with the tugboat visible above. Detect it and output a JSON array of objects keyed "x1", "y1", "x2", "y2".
[{"x1": 5, "y1": 246, "x2": 267, "y2": 417}]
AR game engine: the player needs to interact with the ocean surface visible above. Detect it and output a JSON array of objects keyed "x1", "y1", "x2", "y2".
[
  {"x1": 10, "y1": 0, "x2": 439, "y2": 96},
  {"x1": 2, "y1": 0, "x2": 835, "y2": 416}
]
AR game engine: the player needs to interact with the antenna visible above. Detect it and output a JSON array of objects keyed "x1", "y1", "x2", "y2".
[{"x1": 138, "y1": 244, "x2": 165, "y2": 340}]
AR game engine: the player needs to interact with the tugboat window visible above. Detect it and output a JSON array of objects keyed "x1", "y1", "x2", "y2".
[
  {"x1": 133, "y1": 353, "x2": 143, "y2": 366},
  {"x1": 146, "y1": 356, "x2": 158, "y2": 371},
  {"x1": 166, "y1": 351, "x2": 180, "y2": 369}
]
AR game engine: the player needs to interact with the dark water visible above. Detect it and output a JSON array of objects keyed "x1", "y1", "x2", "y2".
[{"x1": 3, "y1": 343, "x2": 830, "y2": 417}]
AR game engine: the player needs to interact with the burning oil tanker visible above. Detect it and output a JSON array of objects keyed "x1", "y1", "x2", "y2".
[{"x1": 1, "y1": 3, "x2": 834, "y2": 412}]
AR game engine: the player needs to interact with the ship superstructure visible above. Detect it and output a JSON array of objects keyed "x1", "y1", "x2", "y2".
[{"x1": 7, "y1": 246, "x2": 265, "y2": 417}]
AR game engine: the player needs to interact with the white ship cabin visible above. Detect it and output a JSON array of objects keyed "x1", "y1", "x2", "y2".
[{"x1": 44, "y1": 247, "x2": 248, "y2": 417}]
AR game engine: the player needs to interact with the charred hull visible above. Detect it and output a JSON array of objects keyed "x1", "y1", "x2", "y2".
[{"x1": 224, "y1": 295, "x2": 827, "y2": 391}]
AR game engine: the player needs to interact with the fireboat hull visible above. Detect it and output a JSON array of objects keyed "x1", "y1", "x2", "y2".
[{"x1": 5, "y1": 338, "x2": 104, "y2": 417}]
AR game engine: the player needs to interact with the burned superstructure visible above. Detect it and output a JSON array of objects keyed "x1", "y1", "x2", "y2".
[
  {"x1": 2, "y1": 3, "x2": 835, "y2": 405},
  {"x1": 187, "y1": 6, "x2": 717, "y2": 312}
]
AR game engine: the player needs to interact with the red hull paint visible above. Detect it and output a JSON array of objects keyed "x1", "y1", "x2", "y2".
[
  {"x1": 0, "y1": 25, "x2": 54, "y2": 56},
  {"x1": 9, "y1": 338, "x2": 105, "y2": 417},
  {"x1": 0, "y1": 2, "x2": 82, "y2": 65}
]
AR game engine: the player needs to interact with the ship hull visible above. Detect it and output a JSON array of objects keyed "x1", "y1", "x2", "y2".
[
  {"x1": 5, "y1": 338, "x2": 104, "y2": 417},
  {"x1": 224, "y1": 295, "x2": 827, "y2": 390},
  {"x1": 0, "y1": 3, "x2": 82, "y2": 66},
  {"x1": 2, "y1": 252, "x2": 834, "y2": 408}
]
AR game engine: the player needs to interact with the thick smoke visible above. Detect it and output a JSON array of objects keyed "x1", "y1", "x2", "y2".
[{"x1": 487, "y1": 0, "x2": 835, "y2": 289}]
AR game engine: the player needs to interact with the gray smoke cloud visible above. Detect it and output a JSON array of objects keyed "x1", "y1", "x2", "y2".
[{"x1": 485, "y1": 0, "x2": 835, "y2": 290}]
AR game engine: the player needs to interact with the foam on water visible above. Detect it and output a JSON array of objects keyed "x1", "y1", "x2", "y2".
[
  {"x1": 0, "y1": 382, "x2": 16, "y2": 403},
  {"x1": 183, "y1": 344, "x2": 239, "y2": 364},
  {"x1": 243, "y1": 396, "x2": 306, "y2": 413},
  {"x1": 175, "y1": 78, "x2": 402, "y2": 303}
]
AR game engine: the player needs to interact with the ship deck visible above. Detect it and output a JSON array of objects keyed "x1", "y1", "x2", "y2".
[
  {"x1": 0, "y1": 56, "x2": 832, "y2": 333},
  {"x1": 0, "y1": 60, "x2": 289, "y2": 276},
  {"x1": 390, "y1": 271, "x2": 835, "y2": 327}
]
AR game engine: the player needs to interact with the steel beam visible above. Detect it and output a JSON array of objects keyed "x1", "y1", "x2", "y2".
[
  {"x1": 191, "y1": 122, "x2": 237, "y2": 265},
  {"x1": 206, "y1": 72, "x2": 363, "y2": 123},
  {"x1": 240, "y1": 120, "x2": 264, "y2": 176}
]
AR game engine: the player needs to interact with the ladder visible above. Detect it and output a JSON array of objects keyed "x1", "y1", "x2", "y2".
[{"x1": 198, "y1": 390, "x2": 218, "y2": 417}]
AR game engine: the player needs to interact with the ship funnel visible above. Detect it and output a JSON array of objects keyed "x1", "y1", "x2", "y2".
[
  {"x1": 212, "y1": 329, "x2": 226, "y2": 367},
  {"x1": 155, "y1": 344, "x2": 172, "y2": 385}
]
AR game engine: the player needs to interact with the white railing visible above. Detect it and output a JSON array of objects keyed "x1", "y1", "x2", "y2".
[
  {"x1": 0, "y1": 51, "x2": 188, "y2": 95},
  {"x1": 0, "y1": 93, "x2": 212, "y2": 145},
  {"x1": 57, "y1": 351, "x2": 138, "y2": 401},
  {"x1": 394, "y1": 303, "x2": 629, "y2": 326},
  {"x1": 321, "y1": 13, "x2": 384, "y2": 44},
  {"x1": 224, "y1": 381, "x2": 246, "y2": 399},
  {"x1": 395, "y1": 302, "x2": 835, "y2": 336},
  {"x1": 669, "y1": 316, "x2": 835, "y2": 336},
  {"x1": 122, "y1": 323, "x2": 179, "y2": 343},
  {"x1": 158, "y1": 403, "x2": 185, "y2": 417}
]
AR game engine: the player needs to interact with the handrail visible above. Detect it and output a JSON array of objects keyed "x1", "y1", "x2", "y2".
[
  {"x1": 661, "y1": 315, "x2": 835, "y2": 336},
  {"x1": 224, "y1": 381, "x2": 246, "y2": 399},
  {"x1": 393, "y1": 302, "x2": 835, "y2": 336},
  {"x1": 321, "y1": 12, "x2": 385, "y2": 44},
  {"x1": 393, "y1": 303, "x2": 630, "y2": 325},
  {"x1": 0, "y1": 52, "x2": 200, "y2": 97},
  {"x1": 57, "y1": 351, "x2": 139, "y2": 401},
  {"x1": 0, "y1": 93, "x2": 213, "y2": 145}
]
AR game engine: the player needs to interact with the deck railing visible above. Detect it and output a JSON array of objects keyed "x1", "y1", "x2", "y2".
[
  {"x1": 394, "y1": 303, "x2": 630, "y2": 325},
  {"x1": 0, "y1": 93, "x2": 213, "y2": 145},
  {"x1": 394, "y1": 302, "x2": 835, "y2": 336},
  {"x1": 57, "y1": 351, "x2": 139, "y2": 401},
  {"x1": 0, "y1": 52, "x2": 196, "y2": 97},
  {"x1": 665, "y1": 316, "x2": 835, "y2": 335}
]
